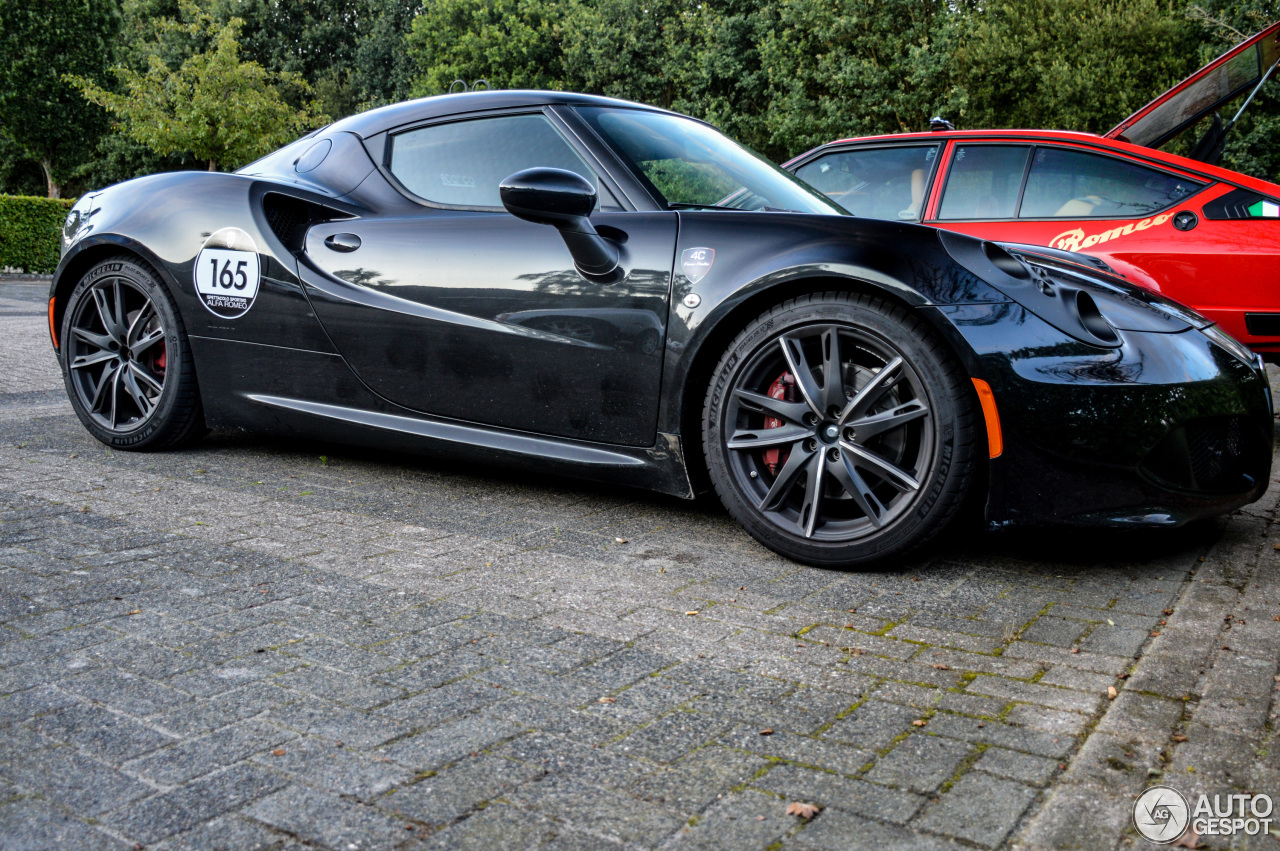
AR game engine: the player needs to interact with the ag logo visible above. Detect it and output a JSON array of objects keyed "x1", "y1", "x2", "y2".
[
  {"x1": 194, "y1": 227, "x2": 261, "y2": 319},
  {"x1": 681, "y1": 247, "x2": 715, "y2": 284},
  {"x1": 1133, "y1": 785, "x2": 1190, "y2": 844}
]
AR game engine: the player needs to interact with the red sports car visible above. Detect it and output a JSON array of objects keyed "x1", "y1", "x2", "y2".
[{"x1": 786, "y1": 22, "x2": 1280, "y2": 356}]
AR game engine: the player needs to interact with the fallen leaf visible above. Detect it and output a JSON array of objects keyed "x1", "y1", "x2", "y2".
[
  {"x1": 598, "y1": 697, "x2": 616, "y2": 703},
  {"x1": 912, "y1": 719, "x2": 927, "y2": 727},
  {"x1": 759, "y1": 728, "x2": 774, "y2": 736},
  {"x1": 755, "y1": 815, "x2": 766, "y2": 821},
  {"x1": 272, "y1": 749, "x2": 286, "y2": 756},
  {"x1": 1106, "y1": 619, "x2": 1115, "y2": 626},
  {"x1": 932, "y1": 663, "x2": 950, "y2": 670},
  {"x1": 614, "y1": 538, "x2": 628, "y2": 544},
  {"x1": 127, "y1": 609, "x2": 141, "y2": 616},
  {"x1": 1070, "y1": 648, "x2": 1080, "y2": 654},
  {"x1": 1172, "y1": 734, "x2": 1187, "y2": 742},
  {"x1": 786, "y1": 802, "x2": 820, "y2": 819},
  {"x1": 1163, "y1": 609, "x2": 1174, "y2": 616},
  {"x1": 685, "y1": 611, "x2": 699, "y2": 616},
  {"x1": 1172, "y1": 826, "x2": 1200, "y2": 848},
  {"x1": 1107, "y1": 686, "x2": 1118, "y2": 700}
]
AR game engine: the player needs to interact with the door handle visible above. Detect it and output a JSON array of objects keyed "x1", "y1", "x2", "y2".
[{"x1": 324, "y1": 233, "x2": 362, "y2": 252}]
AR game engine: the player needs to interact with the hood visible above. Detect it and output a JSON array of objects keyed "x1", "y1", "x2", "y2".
[{"x1": 1106, "y1": 21, "x2": 1280, "y2": 151}]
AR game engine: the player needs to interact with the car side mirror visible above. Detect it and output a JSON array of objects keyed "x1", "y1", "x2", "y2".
[{"x1": 500, "y1": 168, "x2": 620, "y2": 276}]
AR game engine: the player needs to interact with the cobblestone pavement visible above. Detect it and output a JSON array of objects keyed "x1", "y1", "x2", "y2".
[{"x1": 2, "y1": 277, "x2": 1279, "y2": 850}]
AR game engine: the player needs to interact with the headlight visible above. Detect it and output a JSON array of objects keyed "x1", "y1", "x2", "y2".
[{"x1": 1200, "y1": 322, "x2": 1256, "y2": 367}]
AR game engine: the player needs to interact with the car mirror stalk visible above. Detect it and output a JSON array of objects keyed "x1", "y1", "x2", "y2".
[{"x1": 500, "y1": 167, "x2": 620, "y2": 277}]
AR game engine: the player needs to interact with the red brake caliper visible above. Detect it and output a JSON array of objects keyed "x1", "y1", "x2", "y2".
[{"x1": 762, "y1": 371, "x2": 795, "y2": 475}]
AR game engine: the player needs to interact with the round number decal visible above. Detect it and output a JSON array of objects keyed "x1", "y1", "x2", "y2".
[{"x1": 194, "y1": 227, "x2": 261, "y2": 318}]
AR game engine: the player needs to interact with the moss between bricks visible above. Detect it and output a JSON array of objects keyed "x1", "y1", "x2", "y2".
[{"x1": 0, "y1": 194, "x2": 74, "y2": 273}]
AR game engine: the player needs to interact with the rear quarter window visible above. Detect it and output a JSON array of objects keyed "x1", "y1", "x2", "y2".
[{"x1": 1019, "y1": 147, "x2": 1202, "y2": 218}]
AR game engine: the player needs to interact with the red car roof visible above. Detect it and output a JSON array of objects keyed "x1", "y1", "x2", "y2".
[{"x1": 788, "y1": 128, "x2": 1280, "y2": 197}]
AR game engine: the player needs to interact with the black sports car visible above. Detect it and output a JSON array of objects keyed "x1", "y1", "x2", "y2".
[{"x1": 50, "y1": 91, "x2": 1273, "y2": 567}]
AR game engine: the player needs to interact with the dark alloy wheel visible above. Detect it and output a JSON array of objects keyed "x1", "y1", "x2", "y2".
[
  {"x1": 61, "y1": 257, "x2": 206, "y2": 450},
  {"x1": 703, "y1": 292, "x2": 978, "y2": 567}
]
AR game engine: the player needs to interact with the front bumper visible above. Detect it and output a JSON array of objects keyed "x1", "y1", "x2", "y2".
[{"x1": 934, "y1": 303, "x2": 1273, "y2": 528}]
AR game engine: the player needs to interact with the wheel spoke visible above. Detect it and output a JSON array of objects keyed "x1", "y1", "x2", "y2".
[
  {"x1": 128, "y1": 361, "x2": 163, "y2": 394},
  {"x1": 799, "y1": 452, "x2": 827, "y2": 538},
  {"x1": 759, "y1": 442, "x2": 814, "y2": 511},
  {"x1": 113, "y1": 280, "x2": 127, "y2": 342},
  {"x1": 838, "y1": 356, "x2": 903, "y2": 424},
  {"x1": 727, "y1": 424, "x2": 810, "y2": 451},
  {"x1": 121, "y1": 369, "x2": 154, "y2": 418},
  {"x1": 732, "y1": 388, "x2": 811, "y2": 426},
  {"x1": 828, "y1": 453, "x2": 888, "y2": 528},
  {"x1": 126, "y1": 298, "x2": 155, "y2": 348},
  {"x1": 90, "y1": 288, "x2": 122, "y2": 344},
  {"x1": 847, "y1": 399, "x2": 929, "y2": 441},
  {"x1": 70, "y1": 350, "x2": 117, "y2": 371},
  {"x1": 71, "y1": 325, "x2": 114, "y2": 351},
  {"x1": 88, "y1": 363, "x2": 118, "y2": 413},
  {"x1": 819, "y1": 326, "x2": 847, "y2": 413},
  {"x1": 131, "y1": 326, "x2": 165, "y2": 355},
  {"x1": 839, "y1": 440, "x2": 920, "y2": 492},
  {"x1": 108, "y1": 366, "x2": 123, "y2": 428},
  {"x1": 779, "y1": 334, "x2": 824, "y2": 417}
]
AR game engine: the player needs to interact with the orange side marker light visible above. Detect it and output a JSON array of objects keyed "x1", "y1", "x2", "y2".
[
  {"x1": 48, "y1": 297, "x2": 58, "y2": 349},
  {"x1": 971, "y1": 378, "x2": 1003, "y2": 458}
]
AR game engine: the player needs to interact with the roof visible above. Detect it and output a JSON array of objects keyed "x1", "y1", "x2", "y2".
[
  {"x1": 327, "y1": 90, "x2": 674, "y2": 139},
  {"x1": 788, "y1": 128, "x2": 1280, "y2": 195}
]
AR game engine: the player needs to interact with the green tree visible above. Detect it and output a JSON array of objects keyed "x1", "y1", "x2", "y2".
[
  {"x1": 950, "y1": 0, "x2": 1200, "y2": 133},
  {"x1": 406, "y1": 0, "x2": 569, "y2": 96},
  {"x1": 757, "y1": 0, "x2": 966, "y2": 159},
  {"x1": 0, "y1": 0, "x2": 121, "y2": 198},
  {"x1": 69, "y1": 4, "x2": 327, "y2": 171}
]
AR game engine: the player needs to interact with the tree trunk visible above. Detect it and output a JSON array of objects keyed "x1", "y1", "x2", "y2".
[
  {"x1": 40, "y1": 160, "x2": 60, "y2": 199},
  {"x1": 207, "y1": 159, "x2": 217, "y2": 171}
]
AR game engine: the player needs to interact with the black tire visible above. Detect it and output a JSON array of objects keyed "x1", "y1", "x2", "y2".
[
  {"x1": 702, "y1": 291, "x2": 978, "y2": 568},
  {"x1": 60, "y1": 255, "x2": 206, "y2": 450}
]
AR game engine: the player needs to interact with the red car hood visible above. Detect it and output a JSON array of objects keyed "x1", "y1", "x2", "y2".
[{"x1": 1107, "y1": 21, "x2": 1280, "y2": 148}]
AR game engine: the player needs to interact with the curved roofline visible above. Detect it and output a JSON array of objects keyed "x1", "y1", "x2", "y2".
[{"x1": 328, "y1": 90, "x2": 678, "y2": 139}]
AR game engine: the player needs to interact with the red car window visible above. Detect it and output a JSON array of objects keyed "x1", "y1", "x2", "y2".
[
  {"x1": 793, "y1": 144, "x2": 939, "y2": 220},
  {"x1": 937, "y1": 145, "x2": 1031, "y2": 220},
  {"x1": 1020, "y1": 147, "x2": 1203, "y2": 219}
]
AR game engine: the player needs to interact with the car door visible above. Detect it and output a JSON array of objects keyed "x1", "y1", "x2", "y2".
[
  {"x1": 299, "y1": 108, "x2": 677, "y2": 447},
  {"x1": 927, "y1": 142, "x2": 1218, "y2": 304},
  {"x1": 790, "y1": 142, "x2": 943, "y2": 221}
]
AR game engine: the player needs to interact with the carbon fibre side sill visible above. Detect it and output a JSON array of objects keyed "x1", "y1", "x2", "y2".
[{"x1": 245, "y1": 394, "x2": 647, "y2": 467}]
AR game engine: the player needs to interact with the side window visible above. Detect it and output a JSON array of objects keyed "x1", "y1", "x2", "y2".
[
  {"x1": 938, "y1": 145, "x2": 1031, "y2": 220},
  {"x1": 1019, "y1": 147, "x2": 1202, "y2": 218},
  {"x1": 794, "y1": 145, "x2": 939, "y2": 220},
  {"x1": 388, "y1": 114, "x2": 598, "y2": 208}
]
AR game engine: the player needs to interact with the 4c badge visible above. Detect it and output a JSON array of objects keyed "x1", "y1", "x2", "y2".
[
  {"x1": 194, "y1": 227, "x2": 261, "y2": 318},
  {"x1": 681, "y1": 247, "x2": 715, "y2": 284}
]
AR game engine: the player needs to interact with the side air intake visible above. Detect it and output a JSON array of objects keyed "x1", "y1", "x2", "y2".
[{"x1": 262, "y1": 193, "x2": 351, "y2": 253}]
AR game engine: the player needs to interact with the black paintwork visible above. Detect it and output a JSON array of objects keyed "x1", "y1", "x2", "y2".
[{"x1": 51, "y1": 90, "x2": 1273, "y2": 529}]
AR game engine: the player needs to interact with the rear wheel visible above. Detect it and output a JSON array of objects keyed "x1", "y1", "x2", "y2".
[
  {"x1": 702, "y1": 291, "x2": 978, "y2": 567},
  {"x1": 61, "y1": 256, "x2": 205, "y2": 450}
]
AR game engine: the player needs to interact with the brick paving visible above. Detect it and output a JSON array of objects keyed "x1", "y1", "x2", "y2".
[{"x1": 1, "y1": 276, "x2": 1278, "y2": 849}]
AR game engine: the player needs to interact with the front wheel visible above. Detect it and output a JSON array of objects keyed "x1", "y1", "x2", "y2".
[
  {"x1": 60, "y1": 256, "x2": 206, "y2": 450},
  {"x1": 702, "y1": 291, "x2": 979, "y2": 568}
]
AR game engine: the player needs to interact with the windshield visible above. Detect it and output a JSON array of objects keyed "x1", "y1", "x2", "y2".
[{"x1": 577, "y1": 107, "x2": 843, "y2": 215}]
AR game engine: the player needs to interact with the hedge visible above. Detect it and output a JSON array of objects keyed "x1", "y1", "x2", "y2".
[{"x1": 0, "y1": 195, "x2": 75, "y2": 274}]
